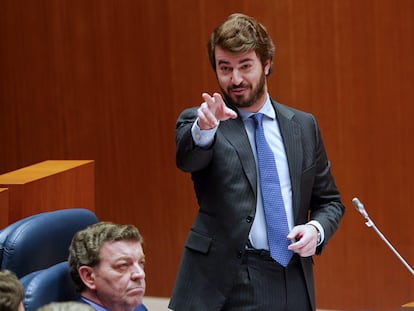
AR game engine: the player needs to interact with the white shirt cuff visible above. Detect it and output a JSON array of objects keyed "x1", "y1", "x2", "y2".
[
  {"x1": 307, "y1": 220, "x2": 325, "y2": 246},
  {"x1": 191, "y1": 118, "x2": 218, "y2": 148}
]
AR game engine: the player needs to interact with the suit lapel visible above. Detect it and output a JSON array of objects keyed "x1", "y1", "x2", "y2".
[
  {"x1": 273, "y1": 101, "x2": 303, "y2": 223},
  {"x1": 219, "y1": 117, "x2": 257, "y2": 197}
]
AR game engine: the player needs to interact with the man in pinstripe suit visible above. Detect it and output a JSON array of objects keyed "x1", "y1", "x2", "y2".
[{"x1": 169, "y1": 13, "x2": 345, "y2": 311}]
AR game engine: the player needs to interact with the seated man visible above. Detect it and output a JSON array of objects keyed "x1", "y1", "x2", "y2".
[
  {"x1": 68, "y1": 222, "x2": 147, "y2": 311},
  {"x1": 0, "y1": 270, "x2": 25, "y2": 311}
]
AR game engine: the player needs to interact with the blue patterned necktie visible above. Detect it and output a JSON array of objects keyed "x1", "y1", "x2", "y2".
[{"x1": 251, "y1": 113, "x2": 293, "y2": 267}]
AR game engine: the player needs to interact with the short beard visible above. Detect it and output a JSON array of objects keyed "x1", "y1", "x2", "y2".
[{"x1": 221, "y1": 71, "x2": 266, "y2": 109}]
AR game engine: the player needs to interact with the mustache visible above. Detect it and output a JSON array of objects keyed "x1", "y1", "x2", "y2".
[{"x1": 229, "y1": 83, "x2": 249, "y2": 90}]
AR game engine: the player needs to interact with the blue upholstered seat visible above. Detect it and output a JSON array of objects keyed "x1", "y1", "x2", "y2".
[
  {"x1": 20, "y1": 261, "x2": 78, "y2": 311},
  {"x1": 0, "y1": 208, "x2": 98, "y2": 278},
  {"x1": 0, "y1": 214, "x2": 38, "y2": 264}
]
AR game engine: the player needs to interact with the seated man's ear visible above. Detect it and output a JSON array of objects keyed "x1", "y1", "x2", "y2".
[{"x1": 78, "y1": 266, "x2": 97, "y2": 290}]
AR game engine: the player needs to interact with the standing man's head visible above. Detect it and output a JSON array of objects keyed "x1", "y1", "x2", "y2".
[
  {"x1": 207, "y1": 13, "x2": 276, "y2": 112},
  {"x1": 0, "y1": 270, "x2": 25, "y2": 311},
  {"x1": 68, "y1": 222, "x2": 145, "y2": 311}
]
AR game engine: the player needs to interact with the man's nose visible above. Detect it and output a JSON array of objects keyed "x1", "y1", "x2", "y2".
[
  {"x1": 131, "y1": 264, "x2": 145, "y2": 279},
  {"x1": 230, "y1": 69, "x2": 243, "y2": 85}
]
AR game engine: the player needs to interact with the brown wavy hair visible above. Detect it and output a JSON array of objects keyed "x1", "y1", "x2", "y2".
[{"x1": 207, "y1": 13, "x2": 275, "y2": 75}]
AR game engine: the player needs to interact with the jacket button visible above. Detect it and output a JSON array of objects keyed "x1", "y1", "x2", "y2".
[
  {"x1": 237, "y1": 251, "x2": 243, "y2": 258},
  {"x1": 246, "y1": 216, "x2": 253, "y2": 223}
]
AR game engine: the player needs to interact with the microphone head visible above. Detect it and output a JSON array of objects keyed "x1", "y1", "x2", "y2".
[
  {"x1": 352, "y1": 197, "x2": 368, "y2": 218},
  {"x1": 352, "y1": 197, "x2": 362, "y2": 210}
]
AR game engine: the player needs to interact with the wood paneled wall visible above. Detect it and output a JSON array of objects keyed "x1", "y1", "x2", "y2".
[{"x1": 1, "y1": 1, "x2": 413, "y2": 310}]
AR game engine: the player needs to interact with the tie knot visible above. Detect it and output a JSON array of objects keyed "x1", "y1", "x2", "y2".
[{"x1": 251, "y1": 113, "x2": 264, "y2": 127}]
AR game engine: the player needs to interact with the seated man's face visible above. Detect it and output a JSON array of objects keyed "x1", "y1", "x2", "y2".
[{"x1": 85, "y1": 240, "x2": 146, "y2": 310}]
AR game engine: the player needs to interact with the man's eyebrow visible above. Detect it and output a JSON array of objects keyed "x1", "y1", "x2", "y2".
[
  {"x1": 114, "y1": 256, "x2": 132, "y2": 261},
  {"x1": 239, "y1": 57, "x2": 254, "y2": 64},
  {"x1": 217, "y1": 58, "x2": 254, "y2": 66},
  {"x1": 218, "y1": 60, "x2": 230, "y2": 65}
]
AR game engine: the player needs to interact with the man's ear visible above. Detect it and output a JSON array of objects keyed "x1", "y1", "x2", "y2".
[
  {"x1": 264, "y1": 59, "x2": 271, "y2": 76},
  {"x1": 78, "y1": 266, "x2": 97, "y2": 290}
]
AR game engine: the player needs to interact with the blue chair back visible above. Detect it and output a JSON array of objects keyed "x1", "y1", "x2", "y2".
[
  {"x1": 20, "y1": 261, "x2": 78, "y2": 311},
  {"x1": 0, "y1": 208, "x2": 98, "y2": 277},
  {"x1": 0, "y1": 214, "x2": 38, "y2": 264}
]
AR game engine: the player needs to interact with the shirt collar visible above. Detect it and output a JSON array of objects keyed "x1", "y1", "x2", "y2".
[
  {"x1": 237, "y1": 94, "x2": 275, "y2": 121},
  {"x1": 80, "y1": 297, "x2": 109, "y2": 311}
]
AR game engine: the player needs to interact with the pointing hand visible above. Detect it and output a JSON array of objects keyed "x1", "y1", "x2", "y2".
[{"x1": 197, "y1": 93, "x2": 237, "y2": 130}]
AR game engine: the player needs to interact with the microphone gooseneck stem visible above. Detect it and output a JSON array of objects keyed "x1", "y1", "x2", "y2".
[
  {"x1": 352, "y1": 197, "x2": 414, "y2": 276},
  {"x1": 367, "y1": 217, "x2": 414, "y2": 276}
]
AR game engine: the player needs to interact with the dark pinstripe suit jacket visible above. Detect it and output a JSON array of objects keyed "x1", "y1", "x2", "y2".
[{"x1": 169, "y1": 98, "x2": 345, "y2": 311}]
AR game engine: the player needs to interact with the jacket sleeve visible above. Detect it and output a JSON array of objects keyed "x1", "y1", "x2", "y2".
[{"x1": 175, "y1": 107, "x2": 217, "y2": 173}]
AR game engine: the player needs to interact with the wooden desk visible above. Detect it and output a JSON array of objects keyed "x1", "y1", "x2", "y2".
[
  {"x1": 395, "y1": 301, "x2": 414, "y2": 310},
  {"x1": 0, "y1": 160, "x2": 95, "y2": 226},
  {"x1": 0, "y1": 188, "x2": 9, "y2": 228}
]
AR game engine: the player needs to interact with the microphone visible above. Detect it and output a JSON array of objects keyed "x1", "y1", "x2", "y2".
[
  {"x1": 352, "y1": 197, "x2": 414, "y2": 276},
  {"x1": 352, "y1": 197, "x2": 368, "y2": 218}
]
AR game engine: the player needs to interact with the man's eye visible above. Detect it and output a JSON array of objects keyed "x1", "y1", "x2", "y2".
[
  {"x1": 117, "y1": 263, "x2": 128, "y2": 270},
  {"x1": 139, "y1": 260, "x2": 146, "y2": 268},
  {"x1": 220, "y1": 67, "x2": 231, "y2": 73},
  {"x1": 241, "y1": 64, "x2": 252, "y2": 70}
]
